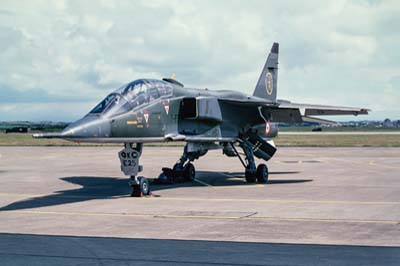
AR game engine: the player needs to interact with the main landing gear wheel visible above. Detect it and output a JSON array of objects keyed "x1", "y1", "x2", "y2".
[
  {"x1": 131, "y1": 177, "x2": 150, "y2": 197},
  {"x1": 172, "y1": 162, "x2": 195, "y2": 182},
  {"x1": 172, "y1": 163, "x2": 181, "y2": 174},
  {"x1": 184, "y1": 163, "x2": 196, "y2": 181},
  {"x1": 256, "y1": 164, "x2": 269, "y2": 183},
  {"x1": 156, "y1": 144, "x2": 203, "y2": 185},
  {"x1": 245, "y1": 167, "x2": 257, "y2": 183},
  {"x1": 232, "y1": 141, "x2": 270, "y2": 185}
]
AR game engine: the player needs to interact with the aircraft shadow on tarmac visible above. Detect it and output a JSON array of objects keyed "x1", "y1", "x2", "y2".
[
  {"x1": 0, "y1": 171, "x2": 312, "y2": 211},
  {"x1": 194, "y1": 171, "x2": 311, "y2": 187},
  {"x1": 0, "y1": 176, "x2": 130, "y2": 212}
]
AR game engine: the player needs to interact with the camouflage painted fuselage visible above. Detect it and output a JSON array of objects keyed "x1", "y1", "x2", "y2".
[{"x1": 109, "y1": 85, "x2": 275, "y2": 140}]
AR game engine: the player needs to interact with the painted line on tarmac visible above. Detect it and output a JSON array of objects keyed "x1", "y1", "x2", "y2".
[
  {"x1": 194, "y1": 178, "x2": 213, "y2": 187},
  {"x1": 146, "y1": 196, "x2": 400, "y2": 206},
  {"x1": 1, "y1": 210, "x2": 399, "y2": 225},
  {"x1": 213, "y1": 173, "x2": 266, "y2": 189},
  {"x1": 326, "y1": 158, "x2": 400, "y2": 170},
  {"x1": 0, "y1": 192, "x2": 399, "y2": 206},
  {"x1": 0, "y1": 192, "x2": 124, "y2": 199},
  {"x1": 212, "y1": 184, "x2": 266, "y2": 190},
  {"x1": 252, "y1": 216, "x2": 399, "y2": 225},
  {"x1": 368, "y1": 160, "x2": 400, "y2": 170},
  {"x1": 194, "y1": 176, "x2": 265, "y2": 189}
]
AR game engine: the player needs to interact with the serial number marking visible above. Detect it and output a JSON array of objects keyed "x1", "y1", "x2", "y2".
[{"x1": 122, "y1": 159, "x2": 137, "y2": 167}]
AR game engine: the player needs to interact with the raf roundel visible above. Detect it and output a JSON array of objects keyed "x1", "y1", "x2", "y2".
[
  {"x1": 265, "y1": 72, "x2": 273, "y2": 96},
  {"x1": 265, "y1": 120, "x2": 271, "y2": 134}
]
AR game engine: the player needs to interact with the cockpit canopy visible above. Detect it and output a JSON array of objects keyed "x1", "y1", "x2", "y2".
[{"x1": 89, "y1": 79, "x2": 173, "y2": 117}]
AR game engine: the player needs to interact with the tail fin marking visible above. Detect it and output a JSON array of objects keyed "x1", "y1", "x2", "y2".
[{"x1": 253, "y1": 42, "x2": 279, "y2": 102}]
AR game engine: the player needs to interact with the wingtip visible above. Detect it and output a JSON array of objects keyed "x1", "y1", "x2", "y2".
[{"x1": 361, "y1": 108, "x2": 370, "y2": 114}]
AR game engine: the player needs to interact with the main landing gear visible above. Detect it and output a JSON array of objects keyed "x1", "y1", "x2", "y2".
[
  {"x1": 230, "y1": 141, "x2": 269, "y2": 183},
  {"x1": 118, "y1": 143, "x2": 151, "y2": 197},
  {"x1": 156, "y1": 144, "x2": 205, "y2": 184}
]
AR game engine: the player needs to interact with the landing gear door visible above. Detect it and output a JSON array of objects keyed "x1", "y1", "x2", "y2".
[{"x1": 118, "y1": 146, "x2": 141, "y2": 176}]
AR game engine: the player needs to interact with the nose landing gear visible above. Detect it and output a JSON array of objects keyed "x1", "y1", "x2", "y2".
[{"x1": 119, "y1": 143, "x2": 151, "y2": 197}]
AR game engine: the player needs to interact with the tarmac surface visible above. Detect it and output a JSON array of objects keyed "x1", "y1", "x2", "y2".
[{"x1": 0, "y1": 146, "x2": 399, "y2": 265}]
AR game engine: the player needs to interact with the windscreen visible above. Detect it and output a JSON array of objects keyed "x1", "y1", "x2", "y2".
[{"x1": 90, "y1": 94, "x2": 118, "y2": 114}]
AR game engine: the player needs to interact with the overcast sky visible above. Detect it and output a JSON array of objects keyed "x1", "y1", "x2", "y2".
[{"x1": 0, "y1": 0, "x2": 398, "y2": 121}]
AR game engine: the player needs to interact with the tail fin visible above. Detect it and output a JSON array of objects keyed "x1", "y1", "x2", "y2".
[{"x1": 253, "y1": 42, "x2": 279, "y2": 102}]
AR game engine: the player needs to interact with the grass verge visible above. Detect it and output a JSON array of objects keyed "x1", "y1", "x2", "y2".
[{"x1": 0, "y1": 133, "x2": 399, "y2": 147}]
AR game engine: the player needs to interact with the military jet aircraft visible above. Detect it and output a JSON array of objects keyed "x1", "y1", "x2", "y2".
[{"x1": 34, "y1": 43, "x2": 368, "y2": 196}]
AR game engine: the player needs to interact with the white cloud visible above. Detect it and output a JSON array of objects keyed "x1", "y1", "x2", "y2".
[
  {"x1": 0, "y1": 102, "x2": 96, "y2": 121},
  {"x1": 0, "y1": 0, "x2": 399, "y2": 121}
]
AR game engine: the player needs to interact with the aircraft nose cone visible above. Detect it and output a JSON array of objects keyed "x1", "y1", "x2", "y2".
[{"x1": 62, "y1": 115, "x2": 111, "y2": 138}]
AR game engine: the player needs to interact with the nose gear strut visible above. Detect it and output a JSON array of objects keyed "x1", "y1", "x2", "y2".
[{"x1": 118, "y1": 143, "x2": 150, "y2": 197}]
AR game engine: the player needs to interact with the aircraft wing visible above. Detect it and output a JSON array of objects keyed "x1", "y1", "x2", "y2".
[
  {"x1": 219, "y1": 98, "x2": 369, "y2": 124},
  {"x1": 278, "y1": 102, "x2": 369, "y2": 116},
  {"x1": 269, "y1": 102, "x2": 369, "y2": 123}
]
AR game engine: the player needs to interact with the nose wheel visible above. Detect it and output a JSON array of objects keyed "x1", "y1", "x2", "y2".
[{"x1": 130, "y1": 176, "x2": 150, "y2": 197}]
